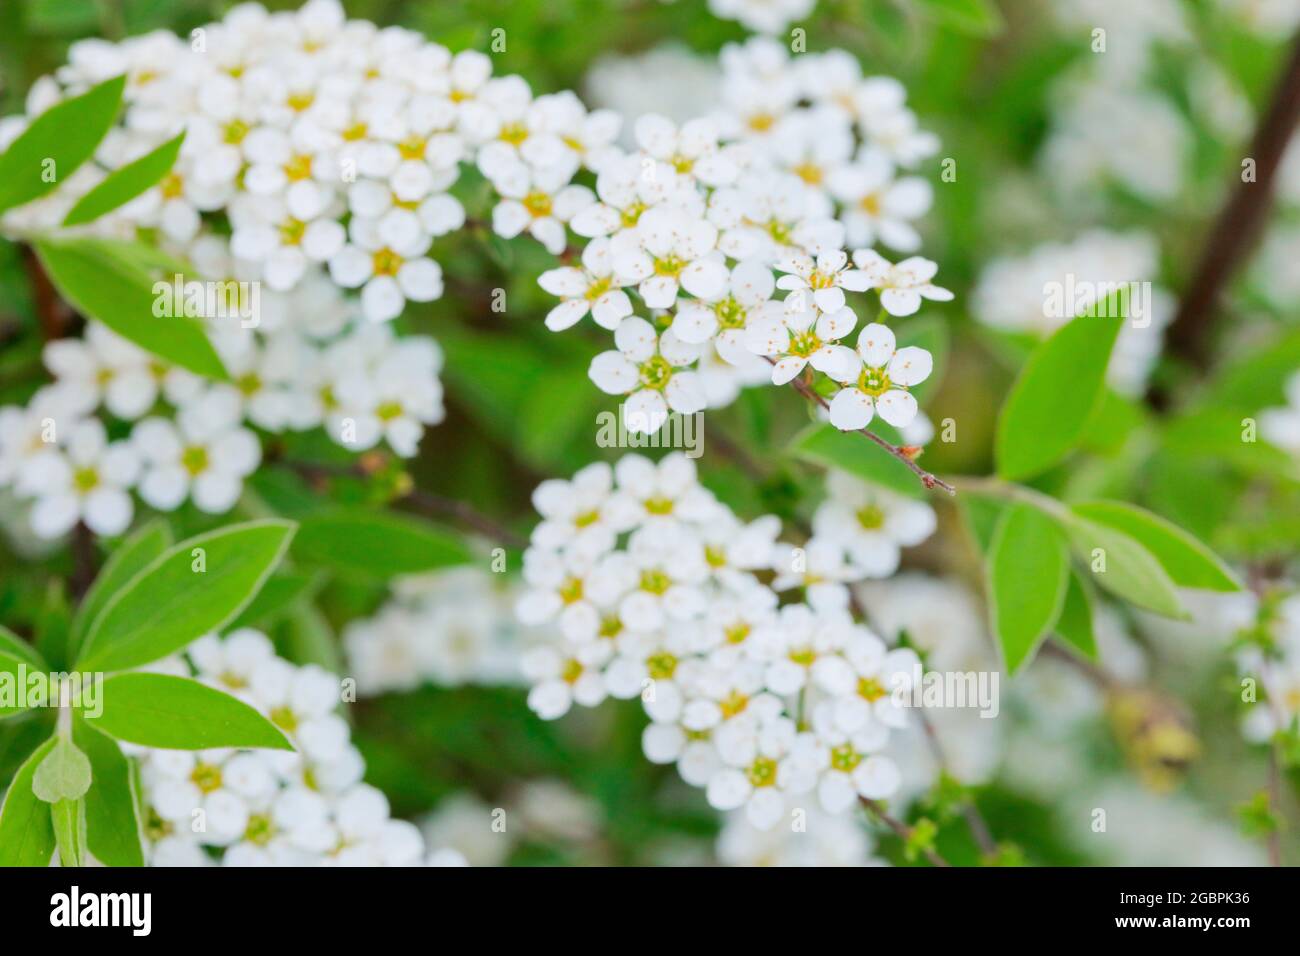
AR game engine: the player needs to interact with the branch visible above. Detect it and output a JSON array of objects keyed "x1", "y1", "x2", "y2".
[
  {"x1": 859, "y1": 797, "x2": 951, "y2": 867},
  {"x1": 775, "y1": 361, "x2": 955, "y2": 495},
  {"x1": 1165, "y1": 28, "x2": 1300, "y2": 370},
  {"x1": 917, "y1": 710, "x2": 998, "y2": 857},
  {"x1": 22, "y1": 244, "x2": 71, "y2": 340}
]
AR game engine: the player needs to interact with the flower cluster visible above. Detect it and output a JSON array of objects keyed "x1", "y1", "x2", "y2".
[
  {"x1": 131, "y1": 627, "x2": 464, "y2": 866},
  {"x1": 526, "y1": 36, "x2": 950, "y2": 434},
  {"x1": 0, "y1": 275, "x2": 444, "y2": 539},
  {"x1": 1235, "y1": 591, "x2": 1300, "y2": 745},
  {"x1": 344, "y1": 567, "x2": 526, "y2": 695},
  {"x1": 517, "y1": 452, "x2": 935, "y2": 829}
]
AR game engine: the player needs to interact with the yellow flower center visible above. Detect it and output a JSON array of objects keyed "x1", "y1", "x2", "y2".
[
  {"x1": 72, "y1": 466, "x2": 99, "y2": 494},
  {"x1": 283, "y1": 153, "x2": 313, "y2": 181},
  {"x1": 559, "y1": 576, "x2": 585, "y2": 605},
  {"x1": 160, "y1": 171, "x2": 184, "y2": 199},
  {"x1": 279, "y1": 217, "x2": 306, "y2": 246},
  {"x1": 372, "y1": 248, "x2": 403, "y2": 276},
  {"x1": 190, "y1": 762, "x2": 223, "y2": 794},
  {"x1": 858, "y1": 676, "x2": 887, "y2": 702},
  {"x1": 856, "y1": 504, "x2": 885, "y2": 530},
  {"x1": 640, "y1": 569, "x2": 672, "y2": 595},
  {"x1": 181, "y1": 445, "x2": 209, "y2": 477},
  {"x1": 639, "y1": 355, "x2": 673, "y2": 390},
  {"x1": 857, "y1": 367, "x2": 892, "y2": 398},
  {"x1": 830, "y1": 742, "x2": 862, "y2": 773},
  {"x1": 746, "y1": 756, "x2": 778, "y2": 788},
  {"x1": 720, "y1": 690, "x2": 749, "y2": 719},
  {"x1": 646, "y1": 652, "x2": 678, "y2": 681},
  {"x1": 523, "y1": 190, "x2": 553, "y2": 218}
]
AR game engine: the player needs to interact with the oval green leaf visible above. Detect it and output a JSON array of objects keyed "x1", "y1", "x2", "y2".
[
  {"x1": 0, "y1": 736, "x2": 57, "y2": 866},
  {"x1": 988, "y1": 503, "x2": 1069, "y2": 674},
  {"x1": 1062, "y1": 514, "x2": 1186, "y2": 618},
  {"x1": 35, "y1": 237, "x2": 227, "y2": 381},
  {"x1": 73, "y1": 713, "x2": 144, "y2": 867},
  {"x1": 293, "y1": 509, "x2": 471, "y2": 578},
  {"x1": 78, "y1": 519, "x2": 296, "y2": 673},
  {"x1": 0, "y1": 75, "x2": 125, "y2": 214},
  {"x1": 88, "y1": 674, "x2": 293, "y2": 751},
  {"x1": 1072, "y1": 500, "x2": 1241, "y2": 592},
  {"x1": 995, "y1": 313, "x2": 1123, "y2": 481}
]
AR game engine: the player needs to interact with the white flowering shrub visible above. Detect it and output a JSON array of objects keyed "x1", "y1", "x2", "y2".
[{"x1": 0, "y1": 0, "x2": 1298, "y2": 871}]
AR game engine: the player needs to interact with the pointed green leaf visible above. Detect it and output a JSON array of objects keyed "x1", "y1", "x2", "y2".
[
  {"x1": 64, "y1": 131, "x2": 185, "y2": 226},
  {"x1": 1053, "y1": 570, "x2": 1097, "y2": 661},
  {"x1": 293, "y1": 509, "x2": 471, "y2": 578},
  {"x1": 1072, "y1": 500, "x2": 1241, "y2": 592},
  {"x1": 88, "y1": 674, "x2": 293, "y2": 751},
  {"x1": 78, "y1": 519, "x2": 296, "y2": 672},
  {"x1": 988, "y1": 504, "x2": 1069, "y2": 674},
  {"x1": 73, "y1": 713, "x2": 143, "y2": 867},
  {"x1": 1062, "y1": 514, "x2": 1186, "y2": 618},
  {"x1": 995, "y1": 313, "x2": 1123, "y2": 481},
  {"x1": 35, "y1": 237, "x2": 227, "y2": 380},
  {"x1": 50, "y1": 798, "x2": 86, "y2": 867},
  {"x1": 0, "y1": 75, "x2": 125, "y2": 214},
  {"x1": 0, "y1": 736, "x2": 56, "y2": 866},
  {"x1": 0, "y1": 624, "x2": 46, "y2": 671}
]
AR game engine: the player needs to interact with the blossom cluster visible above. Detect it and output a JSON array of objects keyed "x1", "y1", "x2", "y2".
[
  {"x1": 0, "y1": 275, "x2": 444, "y2": 539},
  {"x1": 344, "y1": 567, "x2": 526, "y2": 695},
  {"x1": 130, "y1": 627, "x2": 464, "y2": 866},
  {"x1": 1234, "y1": 589, "x2": 1300, "y2": 746},
  {"x1": 517, "y1": 452, "x2": 935, "y2": 828},
  {"x1": 528, "y1": 36, "x2": 952, "y2": 434}
]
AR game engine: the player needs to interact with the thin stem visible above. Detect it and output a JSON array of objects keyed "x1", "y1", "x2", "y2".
[
  {"x1": 775, "y1": 360, "x2": 955, "y2": 495},
  {"x1": 859, "y1": 797, "x2": 950, "y2": 867}
]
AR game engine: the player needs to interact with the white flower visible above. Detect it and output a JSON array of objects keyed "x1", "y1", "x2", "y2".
[
  {"x1": 530, "y1": 462, "x2": 635, "y2": 557},
  {"x1": 853, "y1": 249, "x2": 953, "y2": 317},
  {"x1": 537, "y1": 237, "x2": 633, "y2": 331},
  {"x1": 801, "y1": 701, "x2": 901, "y2": 810},
  {"x1": 569, "y1": 152, "x2": 690, "y2": 239},
  {"x1": 827, "y1": 322, "x2": 932, "y2": 431},
  {"x1": 522, "y1": 641, "x2": 613, "y2": 719},
  {"x1": 131, "y1": 390, "x2": 260, "y2": 514},
  {"x1": 707, "y1": 0, "x2": 815, "y2": 36},
  {"x1": 634, "y1": 114, "x2": 740, "y2": 187},
  {"x1": 744, "y1": 295, "x2": 858, "y2": 386},
  {"x1": 752, "y1": 603, "x2": 855, "y2": 696},
  {"x1": 611, "y1": 452, "x2": 721, "y2": 527},
  {"x1": 485, "y1": 157, "x2": 593, "y2": 255},
  {"x1": 775, "y1": 248, "x2": 872, "y2": 315},
  {"x1": 827, "y1": 151, "x2": 932, "y2": 252},
  {"x1": 813, "y1": 470, "x2": 936, "y2": 577},
  {"x1": 42, "y1": 323, "x2": 162, "y2": 421},
  {"x1": 609, "y1": 206, "x2": 728, "y2": 309},
  {"x1": 670, "y1": 259, "x2": 782, "y2": 360},
  {"x1": 588, "y1": 317, "x2": 705, "y2": 434},
  {"x1": 707, "y1": 714, "x2": 816, "y2": 829},
  {"x1": 17, "y1": 419, "x2": 139, "y2": 538}
]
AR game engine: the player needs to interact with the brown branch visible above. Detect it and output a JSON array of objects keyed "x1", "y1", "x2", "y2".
[
  {"x1": 70, "y1": 522, "x2": 97, "y2": 601},
  {"x1": 775, "y1": 360, "x2": 955, "y2": 494},
  {"x1": 22, "y1": 244, "x2": 71, "y2": 340},
  {"x1": 1165, "y1": 28, "x2": 1300, "y2": 370},
  {"x1": 859, "y1": 797, "x2": 950, "y2": 867}
]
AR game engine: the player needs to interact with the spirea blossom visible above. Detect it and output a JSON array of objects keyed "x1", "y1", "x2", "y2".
[{"x1": 517, "y1": 452, "x2": 933, "y2": 829}]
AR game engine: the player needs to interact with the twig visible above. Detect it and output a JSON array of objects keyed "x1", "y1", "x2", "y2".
[
  {"x1": 70, "y1": 522, "x2": 96, "y2": 600},
  {"x1": 774, "y1": 360, "x2": 955, "y2": 494},
  {"x1": 22, "y1": 244, "x2": 70, "y2": 340},
  {"x1": 859, "y1": 797, "x2": 950, "y2": 867},
  {"x1": 1164, "y1": 29, "x2": 1300, "y2": 370}
]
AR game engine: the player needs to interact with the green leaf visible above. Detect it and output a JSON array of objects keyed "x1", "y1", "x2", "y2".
[
  {"x1": 73, "y1": 713, "x2": 143, "y2": 867},
  {"x1": 1052, "y1": 571, "x2": 1097, "y2": 661},
  {"x1": 995, "y1": 313, "x2": 1123, "y2": 481},
  {"x1": 0, "y1": 736, "x2": 56, "y2": 865},
  {"x1": 789, "y1": 423, "x2": 924, "y2": 497},
  {"x1": 913, "y1": 0, "x2": 1005, "y2": 35},
  {"x1": 1072, "y1": 501, "x2": 1241, "y2": 593},
  {"x1": 278, "y1": 603, "x2": 343, "y2": 673},
  {"x1": 1062, "y1": 514, "x2": 1186, "y2": 618},
  {"x1": 0, "y1": 74, "x2": 125, "y2": 214},
  {"x1": 88, "y1": 674, "x2": 293, "y2": 751},
  {"x1": 34, "y1": 578, "x2": 73, "y2": 671},
  {"x1": 293, "y1": 508, "x2": 471, "y2": 578},
  {"x1": 64, "y1": 131, "x2": 185, "y2": 226},
  {"x1": 0, "y1": 624, "x2": 46, "y2": 670},
  {"x1": 78, "y1": 519, "x2": 296, "y2": 673},
  {"x1": 70, "y1": 518, "x2": 173, "y2": 657},
  {"x1": 35, "y1": 237, "x2": 227, "y2": 380},
  {"x1": 987, "y1": 504, "x2": 1069, "y2": 674},
  {"x1": 32, "y1": 736, "x2": 92, "y2": 803},
  {"x1": 0, "y1": 649, "x2": 36, "y2": 719},
  {"x1": 50, "y1": 798, "x2": 86, "y2": 867}
]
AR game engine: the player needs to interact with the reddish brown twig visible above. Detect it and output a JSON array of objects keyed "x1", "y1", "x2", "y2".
[
  {"x1": 859, "y1": 797, "x2": 951, "y2": 867},
  {"x1": 775, "y1": 360, "x2": 955, "y2": 494}
]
